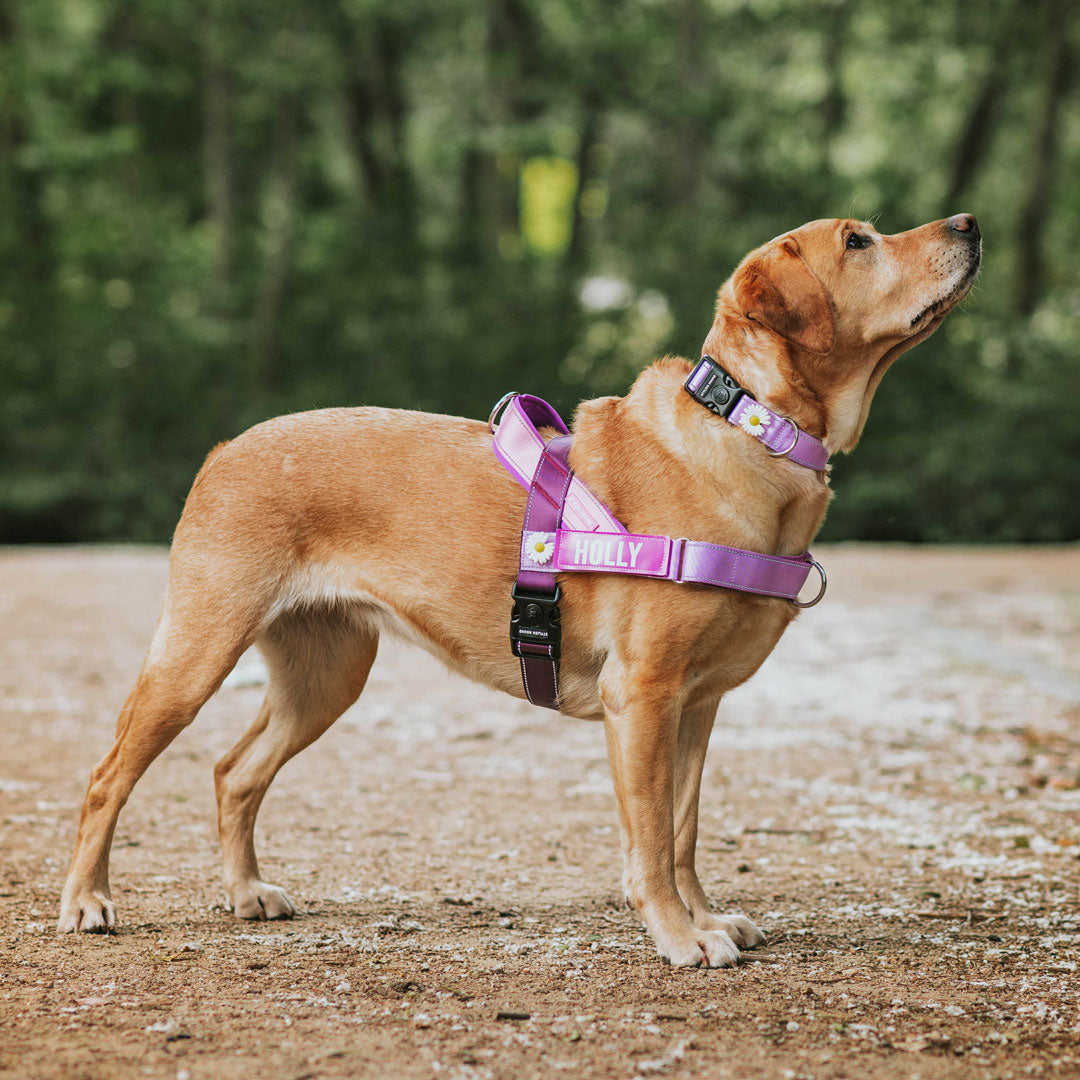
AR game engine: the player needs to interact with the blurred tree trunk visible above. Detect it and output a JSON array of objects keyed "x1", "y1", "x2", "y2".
[
  {"x1": 459, "y1": 0, "x2": 556, "y2": 266},
  {"x1": 669, "y1": 0, "x2": 706, "y2": 210},
  {"x1": 942, "y1": 77, "x2": 1002, "y2": 213},
  {"x1": 566, "y1": 104, "x2": 600, "y2": 269},
  {"x1": 459, "y1": 144, "x2": 486, "y2": 263},
  {"x1": 254, "y1": 99, "x2": 298, "y2": 395},
  {"x1": 819, "y1": 0, "x2": 849, "y2": 181},
  {"x1": 371, "y1": 20, "x2": 415, "y2": 241},
  {"x1": 348, "y1": 62, "x2": 384, "y2": 196},
  {"x1": 459, "y1": 0, "x2": 548, "y2": 263},
  {"x1": 1013, "y1": 0, "x2": 1072, "y2": 318},
  {"x1": 466, "y1": 139, "x2": 503, "y2": 264},
  {"x1": 342, "y1": 12, "x2": 418, "y2": 249},
  {"x1": 105, "y1": 1, "x2": 140, "y2": 196},
  {"x1": 0, "y1": 0, "x2": 52, "y2": 288},
  {"x1": 941, "y1": 0, "x2": 1024, "y2": 213},
  {"x1": 485, "y1": 0, "x2": 541, "y2": 252},
  {"x1": 202, "y1": 17, "x2": 233, "y2": 289}
]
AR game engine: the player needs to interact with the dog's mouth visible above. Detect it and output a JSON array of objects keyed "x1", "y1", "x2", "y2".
[
  {"x1": 864, "y1": 256, "x2": 979, "y2": 405},
  {"x1": 908, "y1": 254, "x2": 981, "y2": 331}
]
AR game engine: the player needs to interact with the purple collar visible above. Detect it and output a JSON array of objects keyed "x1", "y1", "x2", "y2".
[{"x1": 685, "y1": 356, "x2": 829, "y2": 471}]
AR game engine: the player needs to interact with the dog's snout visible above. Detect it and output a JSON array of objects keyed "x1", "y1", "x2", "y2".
[{"x1": 947, "y1": 213, "x2": 979, "y2": 239}]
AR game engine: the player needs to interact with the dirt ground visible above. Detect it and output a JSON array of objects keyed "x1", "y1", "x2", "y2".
[{"x1": 2, "y1": 544, "x2": 1079, "y2": 1080}]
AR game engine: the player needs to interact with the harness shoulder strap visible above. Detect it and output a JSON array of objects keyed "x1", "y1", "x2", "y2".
[
  {"x1": 509, "y1": 434, "x2": 573, "y2": 710},
  {"x1": 492, "y1": 394, "x2": 624, "y2": 534}
]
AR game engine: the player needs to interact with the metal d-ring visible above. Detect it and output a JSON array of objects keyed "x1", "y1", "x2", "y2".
[
  {"x1": 766, "y1": 415, "x2": 800, "y2": 458},
  {"x1": 488, "y1": 390, "x2": 519, "y2": 433},
  {"x1": 792, "y1": 558, "x2": 827, "y2": 608}
]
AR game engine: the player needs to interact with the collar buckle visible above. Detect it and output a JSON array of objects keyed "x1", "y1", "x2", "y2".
[{"x1": 684, "y1": 356, "x2": 746, "y2": 418}]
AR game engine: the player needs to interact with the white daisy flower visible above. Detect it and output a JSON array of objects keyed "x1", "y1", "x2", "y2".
[
  {"x1": 524, "y1": 532, "x2": 555, "y2": 564},
  {"x1": 738, "y1": 402, "x2": 772, "y2": 438}
]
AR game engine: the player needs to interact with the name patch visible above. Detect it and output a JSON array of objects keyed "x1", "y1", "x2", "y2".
[{"x1": 553, "y1": 531, "x2": 670, "y2": 577}]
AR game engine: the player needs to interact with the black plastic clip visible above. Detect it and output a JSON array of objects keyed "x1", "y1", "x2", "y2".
[
  {"x1": 685, "y1": 356, "x2": 746, "y2": 418},
  {"x1": 509, "y1": 583, "x2": 562, "y2": 659}
]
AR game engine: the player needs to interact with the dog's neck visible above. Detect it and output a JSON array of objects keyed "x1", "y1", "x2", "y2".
[
  {"x1": 701, "y1": 308, "x2": 929, "y2": 454},
  {"x1": 575, "y1": 359, "x2": 832, "y2": 561},
  {"x1": 700, "y1": 316, "x2": 832, "y2": 445}
]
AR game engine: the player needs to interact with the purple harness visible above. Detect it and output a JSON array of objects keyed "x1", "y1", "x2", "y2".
[{"x1": 490, "y1": 361, "x2": 828, "y2": 710}]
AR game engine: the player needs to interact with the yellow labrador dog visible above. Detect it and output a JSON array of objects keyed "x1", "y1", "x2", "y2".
[{"x1": 60, "y1": 215, "x2": 981, "y2": 967}]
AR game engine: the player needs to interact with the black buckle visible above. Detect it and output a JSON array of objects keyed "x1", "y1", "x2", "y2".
[
  {"x1": 510, "y1": 583, "x2": 561, "y2": 659},
  {"x1": 685, "y1": 356, "x2": 746, "y2": 418}
]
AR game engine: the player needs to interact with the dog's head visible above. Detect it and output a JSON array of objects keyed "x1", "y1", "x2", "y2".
[{"x1": 703, "y1": 216, "x2": 981, "y2": 452}]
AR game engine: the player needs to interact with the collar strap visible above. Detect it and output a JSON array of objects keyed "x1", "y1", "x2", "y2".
[{"x1": 685, "y1": 356, "x2": 829, "y2": 471}]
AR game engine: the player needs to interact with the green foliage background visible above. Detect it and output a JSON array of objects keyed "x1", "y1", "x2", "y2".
[{"x1": 1, "y1": 0, "x2": 1078, "y2": 543}]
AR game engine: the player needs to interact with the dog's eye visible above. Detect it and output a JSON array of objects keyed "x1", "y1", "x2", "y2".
[{"x1": 845, "y1": 233, "x2": 872, "y2": 250}]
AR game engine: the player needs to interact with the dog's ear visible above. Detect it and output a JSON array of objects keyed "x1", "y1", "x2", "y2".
[{"x1": 733, "y1": 239, "x2": 835, "y2": 354}]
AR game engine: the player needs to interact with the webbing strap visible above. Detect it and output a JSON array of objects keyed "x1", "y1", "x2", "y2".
[{"x1": 510, "y1": 435, "x2": 574, "y2": 710}]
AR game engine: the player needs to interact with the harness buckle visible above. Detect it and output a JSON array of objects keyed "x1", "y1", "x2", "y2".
[
  {"x1": 510, "y1": 583, "x2": 562, "y2": 659},
  {"x1": 684, "y1": 357, "x2": 746, "y2": 418}
]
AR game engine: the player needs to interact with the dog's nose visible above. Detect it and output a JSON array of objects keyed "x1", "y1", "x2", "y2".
[{"x1": 947, "y1": 213, "x2": 979, "y2": 238}]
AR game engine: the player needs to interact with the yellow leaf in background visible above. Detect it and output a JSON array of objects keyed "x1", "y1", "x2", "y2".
[{"x1": 520, "y1": 157, "x2": 578, "y2": 257}]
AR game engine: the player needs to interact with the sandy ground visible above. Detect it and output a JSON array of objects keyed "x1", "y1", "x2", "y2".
[{"x1": 2, "y1": 544, "x2": 1079, "y2": 1080}]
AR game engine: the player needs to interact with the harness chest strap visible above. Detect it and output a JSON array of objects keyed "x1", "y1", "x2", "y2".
[{"x1": 525, "y1": 530, "x2": 818, "y2": 598}]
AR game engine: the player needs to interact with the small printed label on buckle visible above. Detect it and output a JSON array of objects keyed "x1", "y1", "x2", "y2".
[
  {"x1": 509, "y1": 584, "x2": 561, "y2": 659},
  {"x1": 685, "y1": 357, "x2": 745, "y2": 418},
  {"x1": 554, "y1": 532, "x2": 671, "y2": 576}
]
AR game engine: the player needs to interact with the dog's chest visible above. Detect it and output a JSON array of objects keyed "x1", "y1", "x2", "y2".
[{"x1": 685, "y1": 597, "x2": 797, "y2": 707}]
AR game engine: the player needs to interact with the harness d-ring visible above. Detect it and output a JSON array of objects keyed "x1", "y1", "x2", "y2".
[
  {"x1": 792, "y1": 558, "x2": 827, "y2": 608},
  {"x1": 766, "y1": 416, "x2": 800, "y2": 458},
  {"x1": 488, "y1": 390, "x2": 519, "y2": 433}
]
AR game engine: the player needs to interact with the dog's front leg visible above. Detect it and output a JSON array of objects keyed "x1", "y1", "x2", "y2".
[
  {"x1": 673, "y1": 700, "x2": 765, "y2": 949},
  {"x1": 602, "y1": 682, "x2": 741, "y2": 968}
]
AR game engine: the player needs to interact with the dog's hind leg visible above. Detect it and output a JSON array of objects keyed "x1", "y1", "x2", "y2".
[
  {"x1": 673, "y1": 698, "x2": 765, "y2": 949},
  {"x1": 58, "y1": 580, "x2": 263, "y2": 934},
  {"x1": 214, "y1": 604, "x2": 378, "y2": 920}
]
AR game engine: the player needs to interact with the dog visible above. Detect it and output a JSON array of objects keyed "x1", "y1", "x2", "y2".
[{"x1": 59, "y1": 214, "x2": 981, "y2": 967}]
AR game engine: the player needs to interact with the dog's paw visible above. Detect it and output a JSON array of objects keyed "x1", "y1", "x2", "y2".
[
  {"x1": 657, "y1": 928, "x2": 741, "y2": 969},
  {"x1": 693, "y1": 912, "x2": 765, "y2": 949},
  {"x1": 228, "y1": 880, "x2": 297, "y2": 921},
  {"x1": 57, "y1": 890, "x2": 117, "y2": 934}
]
